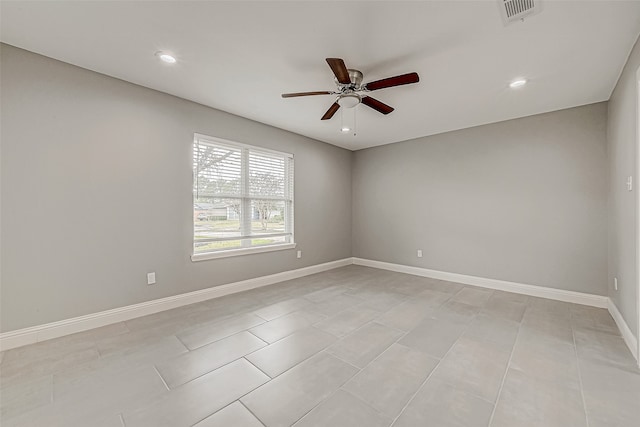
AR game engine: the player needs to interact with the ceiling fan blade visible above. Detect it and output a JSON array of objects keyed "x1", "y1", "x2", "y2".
[
  {"x1": 326, "y1": 58, "x2": 351, "y2": 84},
  {"x1": 364, "y1": 72, "x2": 419, "y2": 91},
  {"x1": 321, "y1": 102, "x2": 341, "y2": 120},
  {"x1": 281, "y1": 91, "x2": 333, "y2": 98},
  {"x1": 361, "y1": 96, "x2": 394, "y2": 115}
]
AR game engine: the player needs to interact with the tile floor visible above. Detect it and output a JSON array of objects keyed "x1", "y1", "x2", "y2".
[{"x1": 1, "y1": 265, "x2": 639, "y2": 427}]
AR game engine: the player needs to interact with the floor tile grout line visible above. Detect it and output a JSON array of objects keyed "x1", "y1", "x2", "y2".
[
  {"x1": 315, "y1": 309, "x2": 387, "y2": 340},
  {"x1": 572, "y1": 322, "x2": 591, "y2": 427},
  {"x1": 242, "y1": 356, "x2": 274, "y2": 380},
  {"x1": 186, "y1": 364, "x2": 274, "y2": 426},
  {"x1": 384, "y1": 313, "x2": 500, "y2": 410},
  {"x1": 296, "y1": 300, "x2": 422, "y2": 408},
  {"x1": 190, "y1": 400, "x2": 242, "y2": 426},
  {"x1": 245, "y1": 287, "x2": 480, "y2": 409},
  {"x1": 308, "y1": 292, "x2": 369, "y2": 315},
  {"x1": 121, "y1": 321, "x2": 132, "y2": 335},
  {"x1": 291, "y1": 388, "x2": 345, "y2": 426},
  {"x1": 252, "y1": 304, "x2": 327, "y2": 325},
  {"x1": 370, "y1": 319, "x2": 412, "y2": 335},
  {"x1": 253, "y1": 297, "x2": 315, "y2": 317},
  {"x1": 153, "y1": 365, "x2": 171, "y2": 391},
  {"x1": 338, "y1": 387, "x2": 392, "y2": 421},
  {"x1": 242, "y1": 333, "x2": 338, "y2": 380},
  {"x1": 157, "y1": 351, "x2": 267, "y2": 391},
  {"x1": 374, "y1": 297, "x2": 449, "y2": 346},
  {"x1": 239, "y1": 400, "x2": 267, "y2": 427},
  {"x1": 286, "y1": 355, "x2": 369, "y2": 427},
  {"x1": 388, "y1": 324, "x2": 463, "y2": 427},
  {"x1": 187, "y1": 395, "x2": 263, "y2": 427},
  {"x1": 253, "y1": 305, "x2": 305, "y2": 322},
  {"x1": 242, "y1": 340, "x2": 271, "y2": 360},
  {"x1": 249, "y1": 324, "x2": 314, "y2": 345},
  {"x1": 374, "y1": 300, "x2": 451, "y2": 333},
  {"x1": 297, "y1": 387, "x2": 353, "y2": 425},
  {"x1": 317, "y1": 294, "x2": 413, "y2": 371},
  {"x1": 177, "y1": 320, "x2": 267, "y2": 351},
  {"x1": 381, "y1": 296, "x2": 504, "y2": 424},
  {"x1": 302, "y1": 286, "x2": 351, "y2": 304},
  {"x1": 323, "y1": 318, "x2": 408, "y2": 354},
  {"x1": 324, "y1": 349, "x2": 366, "y2": 372},
  {"x1": 173, "y1": 333, "x2": 193, "y2": 352},
  {"x1": 245, "y1": 330, "x2": 270, "y2": 346},
  {"x1": 337, "y1": 382, "x2": 398, "y2": 422},
  {"x1": 95, "y1": 341, "x2": 107, "y2": 358},
  {"x1": 202, "y1": 295, "x2": 340, "y2": 345},
  {"x1": 363, "y1": 296, "x2": 411, "y2": 314},
  {"x1": 180, "y1": 310, "x2": 262, "y2": 332},
  {"x1": 344, "y1": 328, "x2": 414, "y2": 374},
  {"x1": 486, "y1": 307, "x2": 524, "y2": 427}
]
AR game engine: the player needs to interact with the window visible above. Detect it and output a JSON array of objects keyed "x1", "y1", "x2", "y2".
[{"x1": 192, "y1": 134, "x2": 294, "y2": 260}]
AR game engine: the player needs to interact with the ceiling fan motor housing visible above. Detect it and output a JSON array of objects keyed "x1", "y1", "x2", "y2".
[{"x1": 335, "y1": 69, "x2": 364, "y2": 90}]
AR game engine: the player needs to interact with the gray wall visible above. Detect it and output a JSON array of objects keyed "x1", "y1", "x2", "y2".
[
  {"x1": 0, "y1": 42, "x2": 622, "y2": 334},
  {"x1": 0, "y1": 44, "x2": 352, "y2": 332},
  {"x1": 608, "y1": 36, "x2": 639, "y2": 336},
  {"x1": 352, "y1": 103, "x2": 608, "y2": 296}
]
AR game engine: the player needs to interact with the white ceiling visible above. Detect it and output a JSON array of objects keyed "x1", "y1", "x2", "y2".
[{"x1": 2, "y1": 1, "x2": 640, "y2": 151}]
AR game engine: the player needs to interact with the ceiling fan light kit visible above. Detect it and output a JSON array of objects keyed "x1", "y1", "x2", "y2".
[
  {"x1": 282, "y1": 58, "x2": 420, "y2": 133},
  {"x1": 337, "y1": 93, "x2": 361, "y2": 109}
]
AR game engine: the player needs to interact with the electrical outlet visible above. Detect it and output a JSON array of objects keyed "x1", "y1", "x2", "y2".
[
  {"x1": 627, "y1": 176, "x2": 633, "y2": 192},
  {"x1": 147, "y1": 272, "x2": 156, "y2": 285},
  {"x1": 297, "y1": 250, "x2": 302, "y2": 259},
  {"x1": 417, "y1": 249, "x2": 423, "y2": 258},
  {"x1": 614, "y1": 277, "x2": 618, "y2": 291}
]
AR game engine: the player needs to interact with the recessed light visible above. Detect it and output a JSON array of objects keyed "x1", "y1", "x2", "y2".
[
  {"x1": 155, "y1": 51, "x2": 176, "y2": 64},
  {"x1": 509, "y1": 78, "x2": 527, "y2": 88},
  {"x1": 341, "y1": 127, "x2": 351, "y2": 133}
]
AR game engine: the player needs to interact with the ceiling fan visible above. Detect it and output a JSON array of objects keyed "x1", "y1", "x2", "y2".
[{"x1": 281, "y1": 58, "x2": 420, "y2": 120}]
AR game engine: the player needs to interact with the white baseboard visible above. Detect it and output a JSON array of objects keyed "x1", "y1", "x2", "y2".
[
  {"x1": 607, "y1": 298, "x2": 639, "y2": 362},
  {"x1": 0, "y1": 258, "x2": 352, "y2": 352},
  {"x1": 352, "y1": 258, "x2": 608, "y2": 308}
]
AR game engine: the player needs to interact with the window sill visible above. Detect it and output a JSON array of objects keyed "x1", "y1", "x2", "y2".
[{"x1": 191, "y1": 242, "x2": 297, "y2": 262}]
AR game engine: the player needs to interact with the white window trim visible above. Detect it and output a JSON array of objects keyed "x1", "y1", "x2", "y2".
[
  {"x1": 191, "y1": 242, "x2": 297, "y2": 262},
  {"x1": 194, "y1": 133, "x2": 294, "y2": 159},
  {"x1": 192, "y1": 133, "x2": 295, "y2": 261}
]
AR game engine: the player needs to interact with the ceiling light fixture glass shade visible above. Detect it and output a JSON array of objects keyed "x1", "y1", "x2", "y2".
[
  {"x1": 509, "y1": 78, "x2": 527, "y2": 88},
  {"x1": 155, "y1": 51, "x2": 177, "y2": 63},
  {"x1": 337, "y1": 94, "x2": 361, "y2": 109}
]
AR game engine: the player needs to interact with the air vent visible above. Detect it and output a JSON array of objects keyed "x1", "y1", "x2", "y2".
[{"x1": 499, "y1": 0, "x2": 543, "y2": 25}]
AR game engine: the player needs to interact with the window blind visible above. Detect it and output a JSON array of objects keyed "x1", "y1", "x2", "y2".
[{"x1": 193, "y1": 134, "x2": 294, "y2": 254}]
